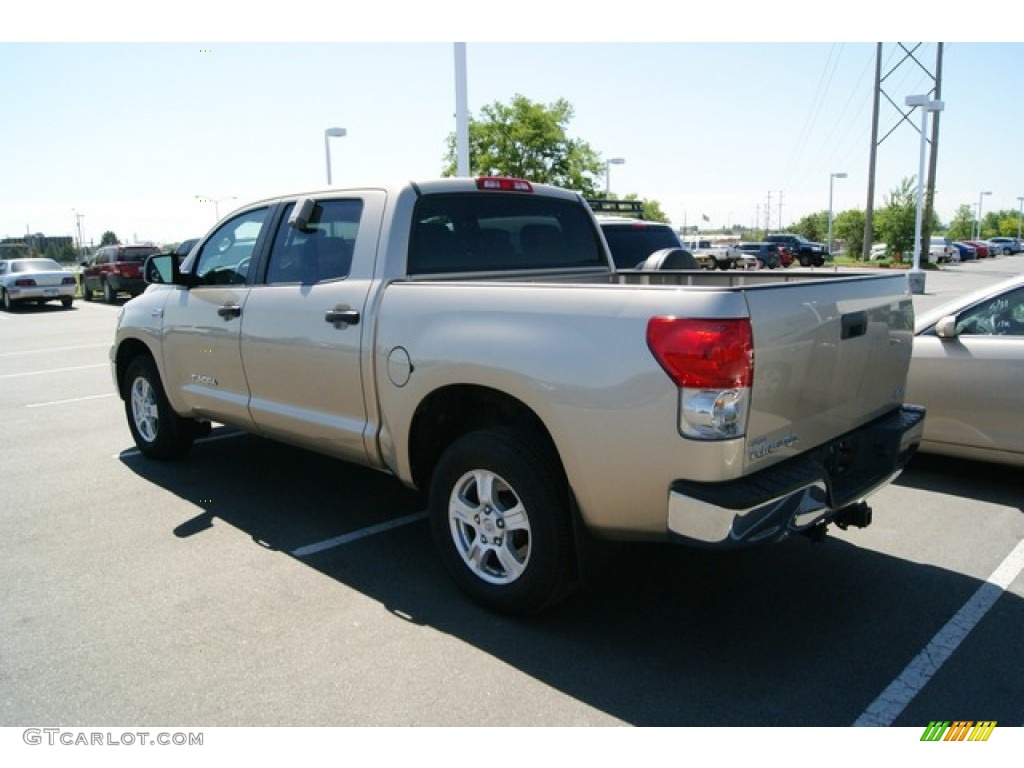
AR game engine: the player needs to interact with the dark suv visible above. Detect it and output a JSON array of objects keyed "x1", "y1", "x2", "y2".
[
  {"x1": 81, "y1": 244, "x2": 162, "y2": 303},
  {"x1": 763, "y1": 233, "x2": 827, "y2": 266}
]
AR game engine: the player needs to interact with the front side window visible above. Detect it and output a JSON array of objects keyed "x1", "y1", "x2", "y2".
[
  {"x1": 956, "y1": 287, "x2": 1024, "y2": 336},
  {"x1": 193, "y1": 208, "x2": 269, "y2": 286},
  {"x1": 266, "y1": 199, "x2": 362, "y2": 285}
]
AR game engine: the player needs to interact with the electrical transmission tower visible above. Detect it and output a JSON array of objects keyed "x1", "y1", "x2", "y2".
[{"x1": 861, "y1": 43, "x2": 944, "y2": 260}]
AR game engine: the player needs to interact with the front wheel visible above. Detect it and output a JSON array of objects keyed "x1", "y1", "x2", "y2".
[
  {"x1": 429, "y1": 428, "x2": 577, "y2": 614},
  {"x1": 123, "y1": 356, "x2": 195, "y2": 459},
  {"x1": 1, "y1": 289, "x2": 13, "y2": 311}
]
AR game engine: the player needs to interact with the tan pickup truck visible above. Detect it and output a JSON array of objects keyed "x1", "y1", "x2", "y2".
[{"x1": 112, "y1": 177, "x2": 924, "y2": 613}]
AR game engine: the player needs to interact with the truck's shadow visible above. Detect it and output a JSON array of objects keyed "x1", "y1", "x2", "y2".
[{"x1": 119, "y1": 431, "x2": 1024, "y2": 726}]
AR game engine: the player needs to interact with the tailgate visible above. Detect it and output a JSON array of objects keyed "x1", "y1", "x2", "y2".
[{"x1": 743, "y1": 273, "x2": 914, "y2": 473}]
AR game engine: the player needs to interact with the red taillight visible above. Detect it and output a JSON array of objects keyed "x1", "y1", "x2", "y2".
[
  {"x1": 15, "y1": 278, "x2": 37, "y2": 287},
  {"x1": 476, "y1": 177, "x2": 533, "y2": 192},
  {"x1": 62, "y1": 276, "x2": 76, "y2": 285},
  {"x1": 646, "y1": 317, "x2": 753, "y2": 388}
]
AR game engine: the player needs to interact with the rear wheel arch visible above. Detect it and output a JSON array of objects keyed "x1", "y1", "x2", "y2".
[{"x1": 408, "y1": 385, "x2": 562, "y2": 491}]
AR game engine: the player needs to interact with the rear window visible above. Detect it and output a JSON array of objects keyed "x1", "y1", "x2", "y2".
[
  {"x1": 12, "y1": 259, "x2": 62, "y2": 272},
  {"x1": 119, "y1": 246, "x2": 161, "y2": 263},
  {"x1": 408, "y1": 193, "x2": 605, "y2": 274},
  {"x1": 601, "y1": 224, "x2": 682, "y2": 269}
]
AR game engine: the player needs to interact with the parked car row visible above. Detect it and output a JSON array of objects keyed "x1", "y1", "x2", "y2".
[{"x1": 869, "y1": 236, "x2": 1022, "y2": 263}]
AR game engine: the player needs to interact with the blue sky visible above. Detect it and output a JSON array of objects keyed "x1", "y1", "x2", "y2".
[{"x1": 2, "y1": 6, "x2": 1022, "y2": 245}]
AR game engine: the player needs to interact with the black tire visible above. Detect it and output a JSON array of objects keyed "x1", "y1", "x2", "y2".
[
  {"x1": 61, "y1": 296, "x2": 73, "y2": 309},
  {"x1": 103, "y1": 280, "x2": 116, "y2": 304},
  {"x1": 799, "y1": 255, "x2": 811, "y2": 267},
  {"x1": 1, "y1": 289, "x2": 13, "y2": 311},
  {"x1": 429, "y1": 427, "x2": 577, "y2": 614},
  {"x1": 82, "y1": 281, "x2": 93, "y2": 301},
  {"x1": 123, "y1": 356, "x2": 195, "y2": 460}
]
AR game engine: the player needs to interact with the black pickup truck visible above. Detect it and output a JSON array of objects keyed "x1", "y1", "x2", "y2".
[{"x1": 763, "y1": 233, "x2": 828, "y2": 267}]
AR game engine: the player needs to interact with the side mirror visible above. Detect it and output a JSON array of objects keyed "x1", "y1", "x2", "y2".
[
  {"x1": 934, "y1": 315, "x2": 959, "y2": 339},
  {"x1": 288, "y1": 198, "x2": 317, "y2": 231},
  {"x1": 144, "y1": 254, "x2": 175, "y2": 285}
]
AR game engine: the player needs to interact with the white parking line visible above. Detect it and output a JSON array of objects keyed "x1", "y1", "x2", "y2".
[
  {"x1": 291, "y1": 511, "x2": 429, "y2": 557},
  {"x1": 27, "y1": 393, "x2": 116, "y2": 408},
  {"x1": 854, "y1": 537, "x2": 1024, "y2": 726},
  {"x1": 0, "y1": 343, "x2": 109, "y2": 357},
  {"x1": 0, "y1": 363, "x2": 107, "y2": 379}
]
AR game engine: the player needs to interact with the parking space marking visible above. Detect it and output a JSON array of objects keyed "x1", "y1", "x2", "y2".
[
  {"x1": 291, "y1": 511, "x2": 429, "y2": 557},
  {"x1": 27, "y1": 393, "x2": 116, "y2": 408},
  {"x1": 854, "y1": 537, "x2": 1024, "y2": 726},
  {"x1": 0, "y1": 343, "x2": 109, "y2": 357},
  {"x1": 0, "y1": 363, "x2": 107, "y2": 379}
]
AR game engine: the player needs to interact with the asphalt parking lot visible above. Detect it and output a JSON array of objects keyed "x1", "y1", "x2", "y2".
[{"x1": 1, "y1": 258, "x2": 1022, "y2": 735}]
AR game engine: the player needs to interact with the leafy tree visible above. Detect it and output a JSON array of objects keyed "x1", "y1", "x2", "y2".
[
  {"x1": 100, "y1": 231, "x2": 120, "y2": 246},
  {"x1": 790, "y1": 211, "x2": 828, "y2": 242},
  {"x1": 443, "y1": 94, "x2": 605, "y2": 195},
  {"x1": 832, "y1": 209, "x2": 866, "y2": 257},
  {"x1": 946, "y1": 204, "x2": 975, "y2": 241},
  {"x1": 874, "y1": 177, "x2": 918, "y2": 259}
]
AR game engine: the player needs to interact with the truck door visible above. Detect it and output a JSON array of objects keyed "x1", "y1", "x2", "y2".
[
  {"x1": 160, "y1": 206, "x2": 272, "y2": 429},
  {"x1": 238, "y1": 194, "x2": 380, "y2": 463}
]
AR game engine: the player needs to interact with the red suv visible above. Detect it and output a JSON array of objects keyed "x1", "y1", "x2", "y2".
[{"x1": 81, "y1": 244, "x2": 161, "y2": 303}]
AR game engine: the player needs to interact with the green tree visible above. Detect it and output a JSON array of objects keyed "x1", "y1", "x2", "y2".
[
  {"x1": 832, "y1": 209, "x2": 866, "y2": 257},
  {"x1": 100, "y1": 231, "x2": 120, "y2": 246},
  {"x1": 443, "y1": 94, "x2": 605, "y2": 194},
  {"x1": 791, "y1": 211, "x2": 828, "y2": 242},
  {"x1": 946, "y1": 204, "x2": 974, "y2": 241},
  {"x1": 874, "y1": 177, "x2": 918, "y2": 260}
]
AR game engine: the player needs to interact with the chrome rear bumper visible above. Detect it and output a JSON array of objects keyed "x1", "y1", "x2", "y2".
[{"x1": 667, "y1": 405, "x2": 925, "y2": 547}]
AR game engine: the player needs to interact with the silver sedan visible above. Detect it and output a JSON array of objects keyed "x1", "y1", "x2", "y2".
[
  {"x1": 907, "y1": 274, "x2": 1024, "y2": 467},
  {"x1": 0, "y1": 258, "x2": 77, "y2": 310}
]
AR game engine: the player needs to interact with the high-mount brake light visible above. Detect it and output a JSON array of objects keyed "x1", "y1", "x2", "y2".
[{"x1": 476, "y1": 177, "x2": 533, "y2": 192}]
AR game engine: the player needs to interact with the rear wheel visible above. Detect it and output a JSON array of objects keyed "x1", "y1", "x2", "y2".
[
  {"x1": 429, "y1": 427, "x2": 576, "y2": 614},
  {"x1": 61, "y1": 296, "x2": 73, "y2": 309},
  {"x1": 1, "y1": 289, "x2": 13, "y2": 311},
  {"x1": 103, "y1": 280, "x2": 116, "y2": 304},
  {"x1": 123, "y1": 356, "x2": 195, "y2": 459}
]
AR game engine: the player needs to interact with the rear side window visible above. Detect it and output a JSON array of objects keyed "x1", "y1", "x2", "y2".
[{"x1": 408, "y1": 193, "x2": 604, "y2": 274}]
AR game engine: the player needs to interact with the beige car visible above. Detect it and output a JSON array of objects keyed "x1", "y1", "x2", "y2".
[{"x1": 907, "y1": 274, "x2": 1024, "y2": 467}]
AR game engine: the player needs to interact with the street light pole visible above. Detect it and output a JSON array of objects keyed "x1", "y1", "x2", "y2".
[
  {"x1": 195, "y1": 195, "x2": 237, "y2": 222},
  {"x1": 827, "y1": 172, "x2": 847, "y2": 257},
  {"x1": 975, "y1": 190, "x2": 992, "y2": 240},
  {"x1": 324, "y1": 127, "x2": 347, "y2": 185},
  {"x1": 604, "y1": 157, "x2": 625, "y2": 197},
  {"x1": 1017, "y1": 196, "x2": 1024, "y2": 243},
  {"x1": 906, "y1": 95, "x2": 944, "y2": 295}
]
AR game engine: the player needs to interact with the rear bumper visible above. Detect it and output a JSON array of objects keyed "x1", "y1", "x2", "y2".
[
  {"x1": 667, "y1": 405, "x2": 925, "y2": 547},
  {"x1": 7, "y1": 285, "x2": 76, "y2": 301}
]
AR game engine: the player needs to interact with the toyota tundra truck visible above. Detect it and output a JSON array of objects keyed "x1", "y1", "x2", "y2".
[{"x1": 112, "y1": 177, "x2": 924, "y2": 613}]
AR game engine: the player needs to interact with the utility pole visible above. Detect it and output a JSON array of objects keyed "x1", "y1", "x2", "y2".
[
  {"x1": 766, "y1": 191, "x2": 772, "y2": 233},
  {"x1": 862, "y1": 43, "x2": 941, "y2": 261},
  {"x1": 862, "y1": 44, "x2": 882, "y2": 261},
  {"x1": 777, "y1": 191, "x2": 784, "y2": 230},
  {"x1": 921, "y1": 43, "x2": 944, "y2": 257}
]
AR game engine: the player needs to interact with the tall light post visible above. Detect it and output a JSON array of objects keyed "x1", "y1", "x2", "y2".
[
  {"x1": 1017, "y1": 196, "x2": 1023, "y2": 243},
  {"x1": 72, "y1": 209, "x2": 85, "y2": 262},
  {"x1": 905, "y1": 95, "x2": 944, "y2": 294},
  {"x1": 195, "y1": 195, "x2": 237, "y2": 222},
  {"x1": 974, "y1": 190, "x2": 991, "y2": 240},
  {"x1": 324, "y1": 127, "x2": 347, "y2": 185},
  {"x1": 827, "y1": 172, "x2": 847, "y2": 257},
  {"x1": 604, "y1": 157, "x2": 625, "y2": 197}
]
